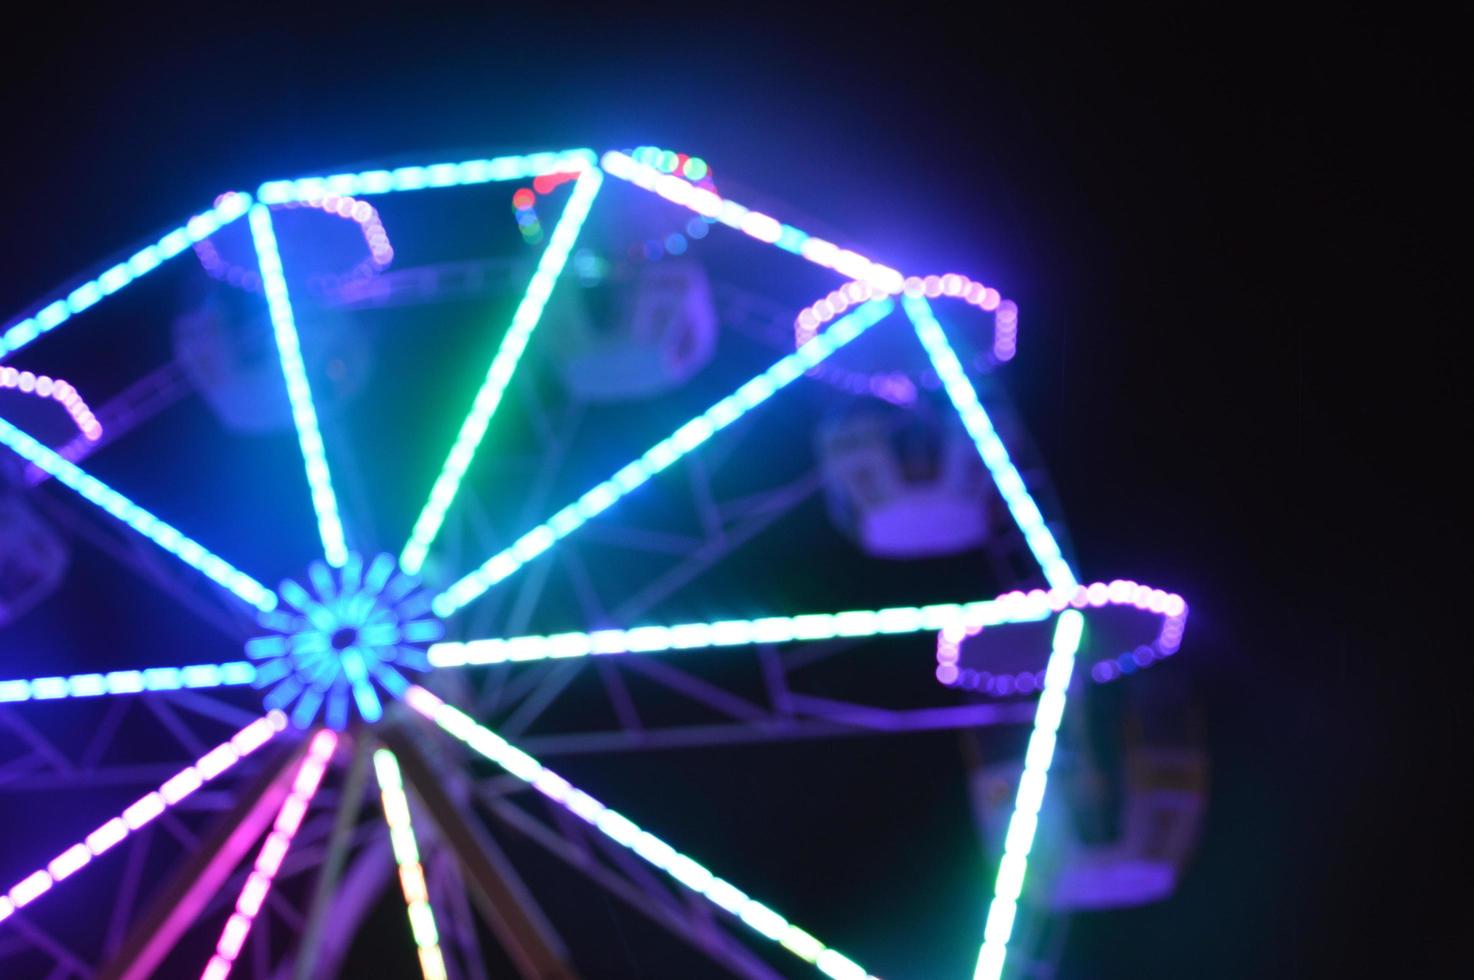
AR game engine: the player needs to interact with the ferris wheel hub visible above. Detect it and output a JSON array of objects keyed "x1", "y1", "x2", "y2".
[{"x1": 244, "y1": 552, "x2": 444, "y2": 729}]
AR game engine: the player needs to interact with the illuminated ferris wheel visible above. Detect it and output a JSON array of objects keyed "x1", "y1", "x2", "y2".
[{"x1": 0, "y1": 145, "x2": 1198, "y2": 979}]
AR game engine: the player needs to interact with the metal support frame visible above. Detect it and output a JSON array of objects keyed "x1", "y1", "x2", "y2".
[
  {"x1": 380, "y1": 726, "x2": 579, "y2": 980},
  {"x1": 293, "y1": 734, "x2": 372, "y2": 980},
  {"x1": 99, "y1": 737, "x2": 307, "y2": 980}
]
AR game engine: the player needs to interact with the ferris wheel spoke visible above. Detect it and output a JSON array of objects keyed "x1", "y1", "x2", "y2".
[
  {"x1": 0, "y1": 417, "x2": 280, "y2": 612},
  {"x1": 426, "y1": 591, "x2": 1054, "y2": 669},
  {"x1": 248, "y1": 206, "x2": 351, "y2": 568},
  {"x1": 430, "y1": 297, "x2": 896, "y2": 619},
  {"x1": 0, "y1": 661, "x2": 259, "y2": 705},
  {"x1": 900, "y1": 296, "x2": 1100, "y2": 979},
  {"x1": 398, "y1": 167, "x2": 604, "y2": 577},
  {"x1": 0, "y1": 711, "x2": 287, "y2": 931},
  {"x1": 0, "y1": 195, "x2": 253, "y2": 362},
  {"x1": 902, "y1": 296, "x2": 1077, "y2": 592},
  {"x1": 200, "y1": 728, "x2": 337, "y2": 980},
  {"x1": 404, "y1": 686, "x2": 878, "y2": 980},
  {"x1": 600, "y1": 150, "x2": 904, "y2": 295},
  {"x1": 371, "y1": 748, "x2": 449, "y2": 980}
]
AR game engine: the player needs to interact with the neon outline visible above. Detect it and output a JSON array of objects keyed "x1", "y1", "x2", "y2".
[{"x1": 399, "y1": 167, "x2": 604, "y2": 575}]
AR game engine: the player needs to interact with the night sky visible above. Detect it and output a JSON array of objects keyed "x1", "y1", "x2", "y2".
[{"x1": 0, "y1": 6, "x2": 1455, "y2": 979}]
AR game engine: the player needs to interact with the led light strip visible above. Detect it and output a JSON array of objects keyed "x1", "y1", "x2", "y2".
[
  {"x1": 201, "y1": 728, "x2": 337, "y2": 980},
  {"x1": 0, "y1": 712, "x2": 286, "y2": 927},
  {"x1": 903, "y1": 297, "x2": 1076, "y2": 592},
  {"x1": 427, "y1": 593, "x2": 1052, "y2": 669},
  {"x1": 935, "y1": 581, "x2": 1189, "y2": 692},
  {"x1": 974, "y1": 612, "x2": 1083, "y2": 980},
  {"x1": 430, "y1": 297, "x2": 895, "y2": 617},
  {"x1": 256, "y1": 150, "x2": 597, "y2": 205},
  {"x1": 0, "y1": 661, "x2": 257, "y2": 703},
  {"x1": 0, "y1": 416, "x2": 277, "y2": 611},
  {"x1": 902, "y1": 298, "x2": 1090, "y2": 979},
  {"x1": 0, "y1": 368, "x2": 102, "y2": 440},
  {"x1": 798, "y1": 275, "x2": 1015, "y2": 362},
  {"x1": 249, "y1": 205, "x2": 350, "y2": 568},
  {"x1": 403, "y1": 687, "x2": 877, "y2": 980},
  {"x1": 1, "y1": 193, "x2": 253, "y2": 362},
  {"x1": 600, "y1": 151, "x2": 904, "y2": 294},
  {"x1": 197, "y1": 194, "x2": 394, "y2": 292},
  {"x1": 372, "y1": 748, "x2": 449, "y2": 980},
  {"x1": 399, "y1": 168, "x2": 604, "y2": 576}
]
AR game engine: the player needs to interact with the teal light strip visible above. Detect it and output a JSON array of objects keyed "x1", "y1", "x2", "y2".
[
  {"x1": 903, "y1": 297, "x2": 1077, "y2": 592},
  {"x1": 0, "y1": 416, "x2": 277, "y2": 611},
  {"x1": 973, "y1": 612, "x2": 1084, "y2": 980},
  {"x1": 427, "y1": 593, "x2": 1051, "y2": 668},
  {"x1": 430, "y1": 298, "x2": 895, "y2": 617},
  {"x1": 0, "y1": 662, "x2": 257, "y2": 703},
  {"x1": 1, "y1": 193, "x2": 253, "y2": 361},
  {"x1": 400, "y1": 167, "x2": 604, "y2": 575},
  {"x1": 256, "y1": 149, "x2": 597, "y2": 205},
  {"x1": 249, "y1": 205, "x2": 350, "y2": 567}
]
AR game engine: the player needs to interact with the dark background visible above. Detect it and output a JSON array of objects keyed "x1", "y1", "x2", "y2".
[{"x1": 0, "y1": 5, "x2": 1458, "y2": 978}]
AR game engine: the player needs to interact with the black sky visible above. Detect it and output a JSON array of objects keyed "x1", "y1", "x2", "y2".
[{"x1": 0, "y1": 5, "x2": 1458, "y2": 977}]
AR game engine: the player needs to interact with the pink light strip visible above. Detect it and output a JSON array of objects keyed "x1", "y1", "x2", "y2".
[
  {"x1": 194, "y1": 193, "x2": 393, "y2": 293},
  {"x1": 0, "y1": 711, "x2": 287, "y2": 927},
  {"x1": 935, "y1": 580, "x2": 1189, "y2": 692},
  {"x1": 200, "y1": 728, "x2": 337, "y2": 980},
  {"x1": 0, "y1": 367, "x2": 102, "y2": 440},
  {"x1": 796, "y1": 275, "x2": 1017, "y2": 365}
]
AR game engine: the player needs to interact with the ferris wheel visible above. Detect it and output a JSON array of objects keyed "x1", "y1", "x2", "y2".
[{"x1": 0, "y1": 145, "x2": 1194, "y2": 979}]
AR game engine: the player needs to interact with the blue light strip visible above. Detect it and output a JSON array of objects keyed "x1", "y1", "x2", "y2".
[
  {"x1": 427, "y1": 593, "x2": 1052, "y2": 668},
  {"x1": 431, "y1": 298, "x2": 895, "y2": 617},
  {"x1": 902, "y1": 297, "x2": 1087, "y2": 980},
  {"x1": 974, "y1": 612, "x2": 1083, "y2": 980},
  {"x1": 1, "y1": 194, "x2": 253, "y2": 361},
  {"x1": 0, "y1": 661, "x2": 257, "y2": 703},
  {"x1": 255, "y1": 149, "x2": 597, "y2": 205},
  {"x1": 248, "y1": 205, "x2": 350, "y2": 567},
  {"x1": 399, "y1": 167, "x2": 604, "y2": 575},
  {"x1": 0, "y1": 416, "x2": 278, "y2": 611},
  {"x1": 902, "y1": 297, "x2": 1077, "y2": 592}
]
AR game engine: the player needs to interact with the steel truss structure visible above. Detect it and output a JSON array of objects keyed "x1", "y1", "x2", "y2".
[{"x1": 0, "y1": 145, "x2": 1188, "y2": 980}]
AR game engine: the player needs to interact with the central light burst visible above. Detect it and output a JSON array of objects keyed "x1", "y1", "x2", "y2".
[{"x1": 246, "y1": 553, "x2": 444, "y2": 729}]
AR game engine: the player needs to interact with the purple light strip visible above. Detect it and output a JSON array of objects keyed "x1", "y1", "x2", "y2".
[
  {"x1": 195, "y1": 193, "x2": 394, "y2": 293},
  {"x1": 0, "y1": 367, "x2": 102, "y2": 440},
  {"x1": 404, "y1": 687, "x2": 878, "y2": 980},
  {"x1": 200, "y1": 728, "x2": 337, "y2": 980},
  {"x1": 935, "y1": 581, "x2": 1188, "y2": 693},
  {"x1": 0, "y1": 712, "x2": 287, "y2": 927}
]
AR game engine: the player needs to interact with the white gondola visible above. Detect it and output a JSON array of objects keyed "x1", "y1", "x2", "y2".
[
  {"x1": 549, "y1": 258, "x2": 717, "y2": 401},
  {"x1": 970, "y1": 695, "x2": 1208, "y2": 910},
  {"x1": 172, "y1": 287, "x2": 371, "y2": 434},
  {"x1": 818, "y1": 404, "x2": 991, "y2": 558},
  {"x1": 0, "y1": 491, "x2": 68, "y2": 628}
]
